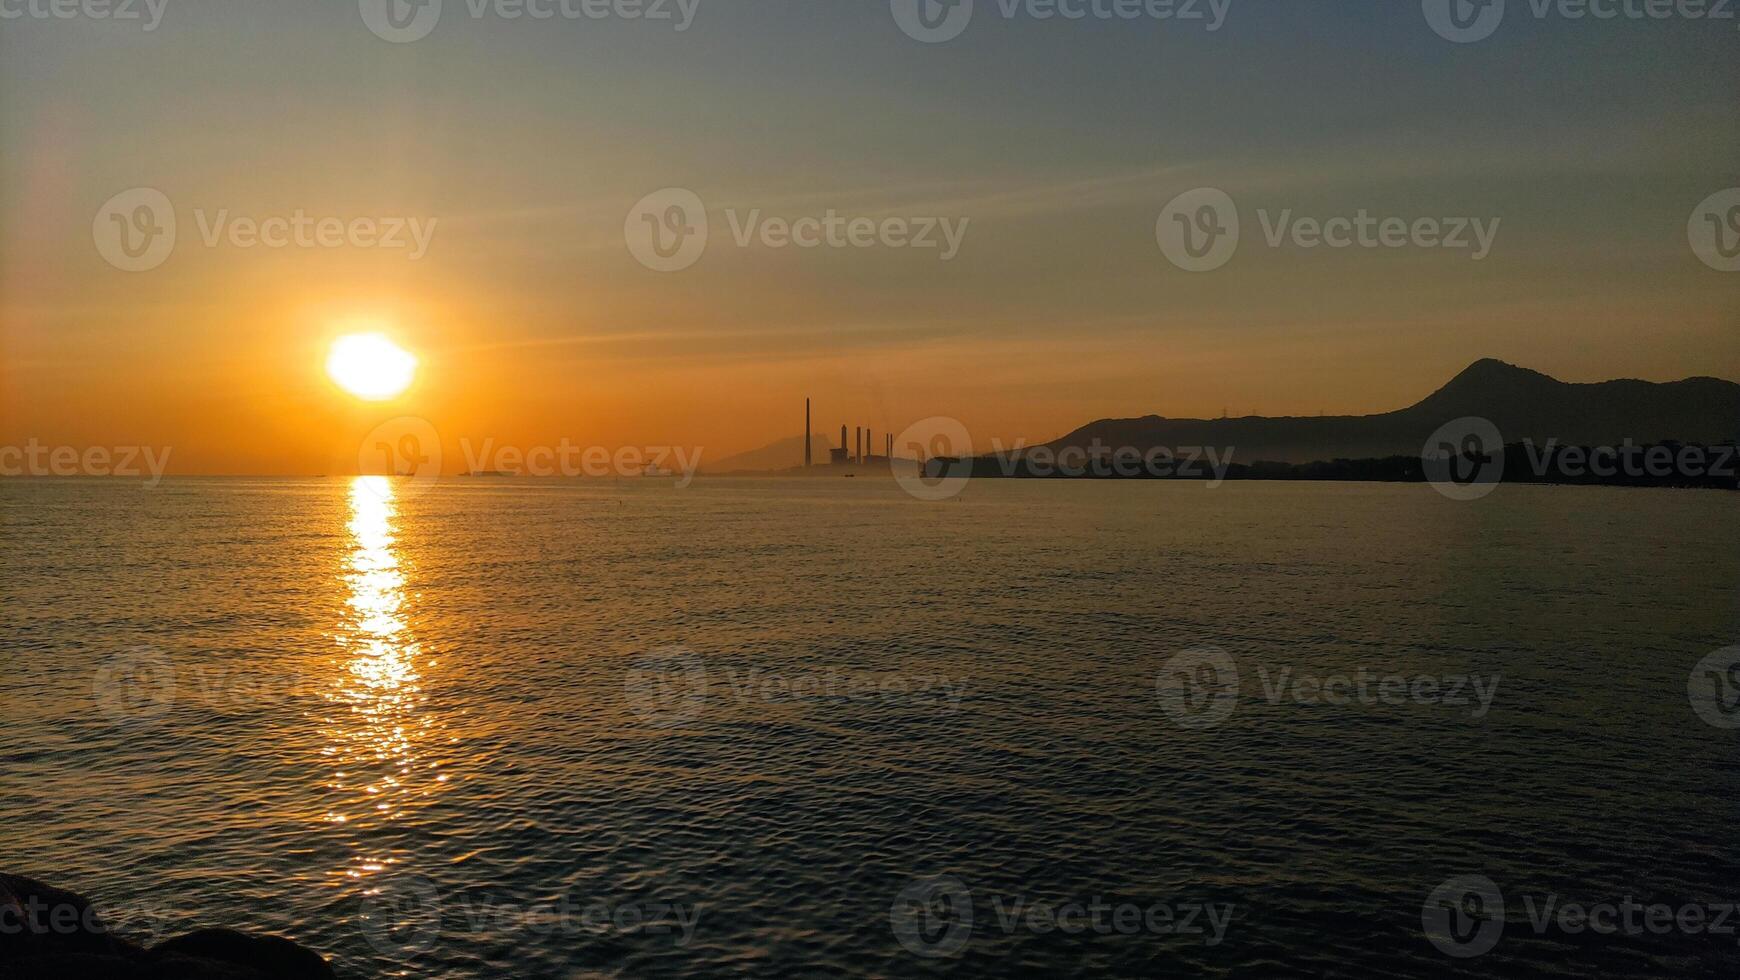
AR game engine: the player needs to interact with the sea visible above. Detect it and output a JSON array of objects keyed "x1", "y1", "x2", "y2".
[{"x1": 3, "y1": 477, "x2": 1737, "y2": 978}]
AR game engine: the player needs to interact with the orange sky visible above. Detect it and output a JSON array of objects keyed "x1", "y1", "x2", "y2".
[{"x1": 3, "y1": 5, "x2": 1735, "y2": 474}]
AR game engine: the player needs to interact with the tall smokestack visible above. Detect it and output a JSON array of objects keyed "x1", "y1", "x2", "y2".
[
  {"x1": 840, "y1": 424, "x2": 847, "y2": 453},
  {"x1": 867, "y1": 429, "x2": 873, "y2": 461},
  {"x1": 855, "y1": 427, "x2": 862, "y2": 463},
  {"x1": 804, "y1": 398, "x2": 812, "y2": 468}
]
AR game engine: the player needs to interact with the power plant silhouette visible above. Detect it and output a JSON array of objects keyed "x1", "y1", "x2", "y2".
[{"x1": 805, "y1": 397, "x2": 895, "y2": 470}]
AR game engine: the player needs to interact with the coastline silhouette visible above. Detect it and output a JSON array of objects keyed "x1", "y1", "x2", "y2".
[{"x1": 708, "y1": 360, "x2": 1740, "y2": 490}]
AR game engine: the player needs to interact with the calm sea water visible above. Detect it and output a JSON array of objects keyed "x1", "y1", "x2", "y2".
[{"x1": 3, "y1": 477, "x2": 1737, "y2": 978}]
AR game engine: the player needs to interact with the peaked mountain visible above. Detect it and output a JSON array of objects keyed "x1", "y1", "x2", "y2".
[{"x1": 1030, "y1": 360, "x2": 1740, "y2": 465}]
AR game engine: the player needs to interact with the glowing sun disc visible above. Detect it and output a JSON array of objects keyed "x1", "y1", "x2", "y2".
[{"x1": 327, "y1": 333, "x2": 416, "y2": 400}]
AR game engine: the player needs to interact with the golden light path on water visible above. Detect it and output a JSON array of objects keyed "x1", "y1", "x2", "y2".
[{"x1": 322, "y1": 476, "x2": 451, "y2": 884}]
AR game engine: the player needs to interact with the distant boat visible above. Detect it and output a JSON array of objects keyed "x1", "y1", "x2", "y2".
[{"x1": 644, "y1": 465, "x2": 674, "y2": 478}]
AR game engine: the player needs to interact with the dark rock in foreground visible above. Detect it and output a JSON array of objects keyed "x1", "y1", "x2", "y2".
[{"x1": 0, "y1": 873, "x2": 335, "y2": 980}]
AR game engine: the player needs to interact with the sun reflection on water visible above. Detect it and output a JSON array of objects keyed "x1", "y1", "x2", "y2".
[{"x1": 322, "y1": 476, "x2": 451, "y2": 883}]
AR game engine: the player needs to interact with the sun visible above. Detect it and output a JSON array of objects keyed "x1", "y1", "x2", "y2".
[{"x1": 326, "y1": 333, "x2": 417, "y2": 401}]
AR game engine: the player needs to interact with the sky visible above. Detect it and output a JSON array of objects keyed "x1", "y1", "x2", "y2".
[{"x1": 1, "y1": 0, "x2": 1735, "y2": 473}]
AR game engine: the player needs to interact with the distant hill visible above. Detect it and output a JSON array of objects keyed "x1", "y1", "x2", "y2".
[
  {"x1": 706, "y1": 434, "x2": 837, "y2": 473},
  {"x1": 1027, "y1": 359, "x2": 1740, "y2": 465}
]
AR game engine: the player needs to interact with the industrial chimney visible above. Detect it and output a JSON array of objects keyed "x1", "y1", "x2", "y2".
[{"x1": 804, "y1": 398, "x2": 812, "y2": 468}]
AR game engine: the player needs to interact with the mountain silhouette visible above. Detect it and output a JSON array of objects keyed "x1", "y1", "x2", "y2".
[
  {"x1": 707, "y1": 434, "x2": 838, "y2": 473},
  {"x1": 1028, "y1": 359, "x2": 1740, "y2": 465}
]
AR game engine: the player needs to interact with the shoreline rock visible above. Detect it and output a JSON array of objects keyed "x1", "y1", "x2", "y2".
[{"x1": 0, "y1": 873, "x2": 335, "y2": 980}]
